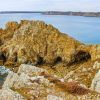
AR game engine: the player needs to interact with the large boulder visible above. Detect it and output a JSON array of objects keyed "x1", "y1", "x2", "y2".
[
  {"x1": 0, "y1": 20, "x2": 99, "y2": 69},
  {"x1": 0, "y1": 88, "x2": 26, "y2": 100},
  {"x1": 1, "y1": 64, "x2": 100, "y2": 100},
  {"x1": 3, "y1": 64, "x2": 46, "y2": 89},
  {"x1": 0, "y1": 20, "x2": 82, "y2": 66},
  {"x1": 91, "y1": 70, "x2": 100, "y2": 93},
  {"x1": 17, "y1": 64, "x2": 46, "y2": 76}
]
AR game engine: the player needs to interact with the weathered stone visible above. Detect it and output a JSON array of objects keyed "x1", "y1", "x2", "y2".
[
  {"x1": 47, "y1": 95, "x2": 63, "y2": 100},
  {"x1": 3, "y1": 71, "x2": 31, "y2": 89},
  {"x1": 0, "y1": 20, "x2": 99, "y2": 69},
  {"x1": 1, "y1": 64, "x2": 100, "y2": 100},
  {"x1": 0, "y1": 20, "x2": 82, "y2": 66},
  {"x1": 18, "y1": 64, "x2": 46, "y2": 76},
  {"x1": 0, "y1": 88, "x2": 26, "y2": 100},
  {"x1": 0, "y1": 20, "x2": 100, "y2": 100},
  {"x1": 93, "y1": 61, "x2": 100, "y2": 69},
  {"x1": 91, "y1": 70, "x2": 100, "y2": 92},
  {"x1": 2, "y1": 71, "x2": 19, "y2": 89}
]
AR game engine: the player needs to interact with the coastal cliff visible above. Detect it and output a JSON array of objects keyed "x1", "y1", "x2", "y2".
[
  {"x1": 0, "y1": 20, "x2": 81, "y2": 65},
  {"x1": 0, "y1": 20, "x2": 100, "y2": 100}
]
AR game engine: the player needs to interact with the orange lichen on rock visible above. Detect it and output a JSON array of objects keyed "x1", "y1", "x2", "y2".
[
  {"x1": 1, "y1": 20, "x2": 99, "y2": 68},
  {"x1": 0, "y1": 20, "x2": 84, "y2": 67}
]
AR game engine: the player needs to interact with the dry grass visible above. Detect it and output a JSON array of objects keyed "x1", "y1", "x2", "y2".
[
  {"x1": 11, "y1": 87, "x2": 33, "y2": 100},
  {"x1": 40, "y1": 72, "x2": 90, "y2": 95}
]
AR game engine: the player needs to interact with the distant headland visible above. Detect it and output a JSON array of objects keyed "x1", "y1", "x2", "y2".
[
  {"x1": 0, "y1": 11, "x2": 42, "y2": 14},
  {"x1": 0, "y1": 11, "x2": 100, "y2": 17},
  {"x1": 42, "y1": 11, "x2": 100, "y2": 17}
]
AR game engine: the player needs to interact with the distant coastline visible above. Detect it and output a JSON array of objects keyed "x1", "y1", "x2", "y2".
[
  {"x1": 0, "y1": 11, "x2": 100, "y2": 17},
  {"x1": 0, "y1": 11, "x2": 42, "y2": 14},
  {"x1": 42, "y1": 11, "x2": 100, "y2": 17}
]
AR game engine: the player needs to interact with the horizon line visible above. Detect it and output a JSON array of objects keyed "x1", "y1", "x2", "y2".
[{"x1": 0, "y1": 11, "x2": 100, "y2": 13}]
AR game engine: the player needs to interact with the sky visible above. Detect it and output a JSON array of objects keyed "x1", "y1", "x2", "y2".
[{"x1": 0, "y1": 0, "x2": 100, "y2": 12}]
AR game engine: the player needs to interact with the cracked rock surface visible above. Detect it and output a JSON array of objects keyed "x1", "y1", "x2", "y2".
[{"x1": 0, "y1": 64, "x2": 100, "y2": 100}]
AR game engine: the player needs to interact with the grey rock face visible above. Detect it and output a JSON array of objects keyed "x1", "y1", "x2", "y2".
[
  {"x1": 47, "y1": 95, "x2": 63, "y2": 100},
  {"x1": 17, "y1": 64, "x2": 46, "y2": 76},
  {"x1": 0, "y1": 88, "x2": 26, "y2": 100},
  {"x1": 0, "y1": 66, "x2": 10, "y2": 75},
  {"x1": 91, "y1": 70, "x2": 100, "y2": 93}
]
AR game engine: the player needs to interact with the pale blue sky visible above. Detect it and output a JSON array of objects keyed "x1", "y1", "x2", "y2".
[{"x1": 0, "y1": 0, "x2": 100, "y2": 12}]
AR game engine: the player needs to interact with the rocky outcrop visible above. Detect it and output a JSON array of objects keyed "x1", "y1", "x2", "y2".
[
  {"x1": 17, "y1": 64, "x2": 46, "y2": 76},
  {"x1": 0, "y1": 20, "x2": 99, "y2": 70},
  {"x1": 0, "y1": 21, "x2": 18, "y2": 44},
  {"x1": 64, "y1": 61, "x2": 100, "y2": 88},
  {"x1": 0, "y1": 20, "x2": 100, "y2": 100},
  {"x1": 47, "y1": 95, "x2": 63, "y2": 100},
  {"x1": 0, "y1": 20, "x2": 99, "y2": 68},
  {"x1": 3, "y1": 64, "x2": 46, "y2": 89},
  {"x1": 0, "y1": 88, "x2": 26, "y2": 100},
  {"x1": 0, "y1": 64, "x2": 100, "y2": 100},
  {"x1": 91, "y1": 69, "x2": 100, "y2": 93},
  {"x1": 91, "y1": 61, "x2": 100, "y2": 92},
  {"x1": 0, "y1": 20, "x2": 90, "y2": 67}
]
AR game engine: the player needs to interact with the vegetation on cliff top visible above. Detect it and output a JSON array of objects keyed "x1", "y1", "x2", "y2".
[
  {"x1": 0, "y1": 20, "x2": 100, "y2": 100},
  {"x1": 0, "y1": 20, "x2": 99, "y2": 67}
]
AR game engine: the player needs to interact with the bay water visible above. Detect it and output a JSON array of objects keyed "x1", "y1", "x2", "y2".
[
  {"x1": 0, "y1": 13, "x2": 100, "y2": 86},
  {"x1": 0, "y1": 13, "x2": 100, "y2": 44}
]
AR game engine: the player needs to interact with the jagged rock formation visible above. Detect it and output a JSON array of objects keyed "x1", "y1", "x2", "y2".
[
  {"x1": 0, "y1": 88, "x2": 26, "y2": 100},
  {"x1": 0, "y1": 20, "x2": 100, "y2": 100},
  {"x1": 0, "y1": 20, "x2": 100, "y2": 68},
  {"x1": 0, "y1": 20, "x2": 97, "y2": 67},
  {"x1": 0, "y1": 21, "x2": 18, "y2": 44},
  {"x1": 91, "y1": 69, "x2": 100, "y2": 92},
  {"x1": 0, "y1": 20, "x2": 99, "y2": 68}
]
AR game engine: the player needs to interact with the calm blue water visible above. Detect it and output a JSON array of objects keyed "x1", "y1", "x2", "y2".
[{"x1": 0, "y1": 13, "x2": 100, "y2": 44}]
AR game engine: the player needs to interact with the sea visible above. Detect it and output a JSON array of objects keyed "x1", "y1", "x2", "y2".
[
  {"x1": 0, "y1": 13, "x2": 100, "y2": 44},
  {"x1": 0, "y1": 13, "x2": 100, "y2": 87}
]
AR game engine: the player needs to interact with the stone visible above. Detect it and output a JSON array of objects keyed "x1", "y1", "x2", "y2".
[
  {"x1": 0, "y1": 88, "x2": 26, "y2": 100},
  {"x1": 2, "y1": 71, "x2": 19, "y2": 89},
  {"x1": 91, "y1": 70, "x2": 100, "y2": 92},
  {"x1": 47, "y1": 95, "x2": 63, "y2": 100},
  {"x1": 0, "y1": 66, "x2": 10, "y2": 75},
  {"x1": 17, "y1": 64, "x2": 46, "y2": 76},
  {"x1": 0, "y1": 20, "x2": 82, "y2": 66},
  {"x1": 93, "y1": 61, "x2": 100, "y2": 69},
  {"x1": 0, "y1": 64, "x2": 100, "y2": 99},
  {"x1": 0, "y1": 20, "x2": 100, "y2": 99},
  {"x1": 3, "y1": 71, "x2": 31, "y2": 89}
]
